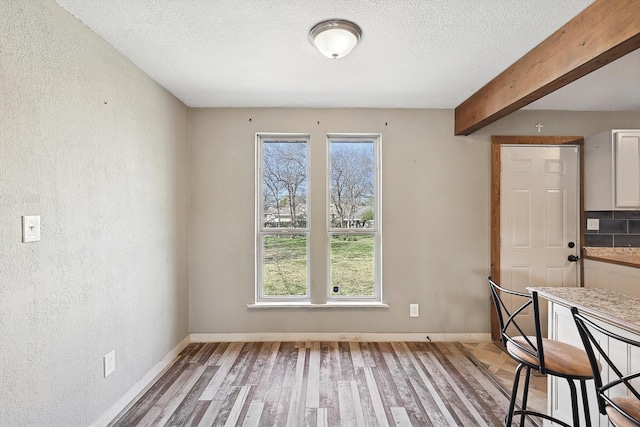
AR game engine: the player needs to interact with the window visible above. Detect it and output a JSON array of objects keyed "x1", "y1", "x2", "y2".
[
  {"x1": 256, "y1": 133, "x2": 382, "y2": 304},
  {"x1": 256, "y1": 135, "x2": 309, "y2": 301},
  {"x1": 328, "y1": 135, "x2": 381, "y2": 301}
]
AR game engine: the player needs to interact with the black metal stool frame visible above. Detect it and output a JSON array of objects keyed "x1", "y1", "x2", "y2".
[
  {"x1": 572, "y1": 306, "x2": 640, "y2": 426},
  {"x1": 489, "y1": 277, "x2": 592, "y2": 427}
]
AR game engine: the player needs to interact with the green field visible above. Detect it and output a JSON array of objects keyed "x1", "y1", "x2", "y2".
[{"x1": 263, "y1": 235, "x2": 374, "y2": 297}]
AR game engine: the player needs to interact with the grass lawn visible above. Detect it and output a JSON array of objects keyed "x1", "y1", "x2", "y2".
[
  {"x1": 263, "y1": 235, "x2": 308, "y2": 296},
  {"x1": 263, "y1": 235, "x2": 374, "y2": 297},
  {"x1": 330, "y1": 235, "x2": 374, "y2": 296}
]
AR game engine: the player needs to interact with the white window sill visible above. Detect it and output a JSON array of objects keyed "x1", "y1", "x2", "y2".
[{"x1": 247, "y1": 301, "x2": 389, "y2": 309}]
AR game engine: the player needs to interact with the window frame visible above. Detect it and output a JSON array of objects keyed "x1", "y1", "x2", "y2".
[
  {"x1": 255, "y1": 133, "x2": 311, "y2": 302},
  {"x1": 326, "y1": 133, "x2": 382, "y2": 302}
]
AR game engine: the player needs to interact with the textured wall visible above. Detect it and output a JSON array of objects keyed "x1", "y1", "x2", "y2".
[
  {"x1": 189, "y1": 108, "x2": 640, "y2": 335},
  {"x1": 0, "y1": 1, "x2": 189, "y2": 425},
  {"x1": 189, "y1": 108, "x2": 491, "y2": 334}
]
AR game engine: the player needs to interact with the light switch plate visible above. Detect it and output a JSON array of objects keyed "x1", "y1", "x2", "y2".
[
  {"x1": 22, "y1": 215, "x2": 41, "y2": 242},
  {"x1": 586, "y1": 218, "x2": 600, "y2": 231}
]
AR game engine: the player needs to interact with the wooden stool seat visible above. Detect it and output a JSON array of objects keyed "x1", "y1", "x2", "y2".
[
  {"x1": 489, "y1": 277, "x2": 593, "y2": 427},
  {"x1": 605, "y1": 396, "x2": 640, "y2": 426},
  {"x1": 508, "y1": 336, "x2": 595, "y2": 378}
]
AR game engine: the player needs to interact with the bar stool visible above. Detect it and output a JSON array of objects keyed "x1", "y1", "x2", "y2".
[
  {"x1": 488, "y1": 277, "x2": 594, "y2": 426},
  {"x1": 572, "y1": 306, "x2": 640, "y2": 426}
]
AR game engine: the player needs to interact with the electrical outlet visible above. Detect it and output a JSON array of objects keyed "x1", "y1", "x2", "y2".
[
  {"x1": 104, "y1": 350, "x2": 115, "y2": 378},
  {"x1": 410, "y1": 304, "x2": 419, "y2": 318},
  {"x1": 586, "y1": 218, "x2": 600, "y2": 231}
]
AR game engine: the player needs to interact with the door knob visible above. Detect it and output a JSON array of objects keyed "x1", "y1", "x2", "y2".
[{"x1": 568, "y1": 255, "x2": 580, "y2": 262}]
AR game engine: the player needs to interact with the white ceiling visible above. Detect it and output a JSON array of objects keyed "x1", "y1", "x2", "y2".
[
  {"x1": 526, "y1": 47, "x2": 640, "y2": 111},
  {"x1": 55, "y1": 0, "x2": 639, "y2": 111}
]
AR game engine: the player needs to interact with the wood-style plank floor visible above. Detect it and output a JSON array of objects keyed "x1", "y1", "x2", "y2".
[{"x1": 110, "y1": 341, "x2": 545, "y2": 426}]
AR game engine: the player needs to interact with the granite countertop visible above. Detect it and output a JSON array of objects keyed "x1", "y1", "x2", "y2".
[
  {"x1": 583, "y1": 247, "x2": 640, "y2": 267},
  {"x1": 527, "y1": 286, "x2": 640, "y2": 335}
]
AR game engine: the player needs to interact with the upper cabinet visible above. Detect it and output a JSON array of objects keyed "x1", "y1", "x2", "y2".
[{"x1": 584, "y1": 130, "x2": 640, "y2": 211}]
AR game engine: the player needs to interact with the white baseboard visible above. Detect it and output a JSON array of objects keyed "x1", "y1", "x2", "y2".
[
  {"x1": 89, "y1": 335, "x2": 190, "y2": 427},
  {"x1": 190, "y1": 332, "x2": 490, "y2": 343},
  {"x1": 362, "y1": 332, "x2": 491, "y2": 342}
]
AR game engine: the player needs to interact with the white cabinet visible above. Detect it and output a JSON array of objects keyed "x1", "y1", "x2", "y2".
[
  {"x1": 548, "y1": 302, "x2": 640, "y2": 426},
  {"x1": 584, "y1": 259, "x2": 640, "y2": 298},
  {"x1": 584, "y1": 130, "x2": 640, "y2": 211}
]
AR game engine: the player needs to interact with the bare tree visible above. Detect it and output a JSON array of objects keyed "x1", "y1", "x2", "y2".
[
  {"x1": 330, "y1": 143, "x2": 374, "y2": 228},
  {"x1": 263, "y1": 159, "x2": 283, "y2": 226},
  {"x1": 263, "y1": 142, "x2": 307, "y2": 228}
]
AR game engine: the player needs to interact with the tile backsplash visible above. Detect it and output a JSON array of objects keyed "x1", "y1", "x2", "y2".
[{"x1": 585, "y1": 211, "x2": 640, "y2": 247}]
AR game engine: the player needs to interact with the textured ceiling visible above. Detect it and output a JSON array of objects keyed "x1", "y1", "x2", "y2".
[
  {"x1": 526, "y1": 48, "x2": 640, "y2": 111},
  {"x1": 54, "y1": 0, "x2": 638, "y2": 111}
]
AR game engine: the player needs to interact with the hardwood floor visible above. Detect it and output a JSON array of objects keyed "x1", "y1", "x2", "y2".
[
  {"x1": 110, "y1": 341, "x2": 545, "y2": 426},
  {"x1": 463, "y1": 342, "x2": 546, "y2": 424}
]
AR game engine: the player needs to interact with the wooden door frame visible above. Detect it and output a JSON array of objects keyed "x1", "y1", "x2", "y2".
[{"x1": 490, "y1": 135, "x2": 584, "y2": 342}]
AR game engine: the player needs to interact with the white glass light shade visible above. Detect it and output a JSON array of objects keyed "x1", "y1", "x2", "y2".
[
  {"x1": 309, "y1": 20, "x2": 362, "y2": 59},
  {"x1": 313, "y1": 28, "x2": 357, "y2": 59}
]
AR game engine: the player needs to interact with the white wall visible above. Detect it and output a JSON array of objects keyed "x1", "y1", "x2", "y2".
[
  {"x1": 189, "y1": 108, "x2": 640, "y2": 336},
  {"x1": 189, "y1": 108, "x2": 491, "y2": 334},
  {"x1": 477, "y1": 109, "x2": 640, "y2": 138},
  {"x1": 0, "y1": 1, "x2": 189, "y2": 425}
]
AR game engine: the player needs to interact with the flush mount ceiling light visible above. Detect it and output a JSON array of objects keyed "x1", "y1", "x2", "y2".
[{"x1": 309, "y1": 19, "x2": 362, "y2": 59}]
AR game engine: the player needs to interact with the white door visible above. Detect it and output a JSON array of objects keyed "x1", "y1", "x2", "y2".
[{"x1": 500, "y1": 145, "x2": 580, "y2": 335}]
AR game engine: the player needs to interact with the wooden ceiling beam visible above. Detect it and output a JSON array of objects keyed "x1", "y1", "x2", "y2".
[{"x1": 454, "y1": 0, "x2": 640, "y2": 136}]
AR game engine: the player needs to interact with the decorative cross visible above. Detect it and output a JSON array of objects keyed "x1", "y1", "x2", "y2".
[{"x1": 535, "y1": 123, "x2": 544, "y2": 133}]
